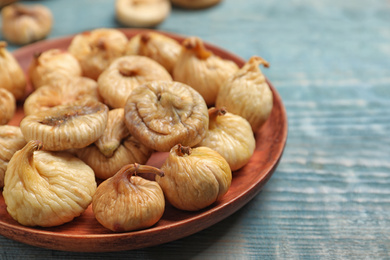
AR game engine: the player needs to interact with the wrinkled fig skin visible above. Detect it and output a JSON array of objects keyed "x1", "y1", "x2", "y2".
[
  {"x1": 68, "y1": 28, "x2": 128, "y2": 80},
  {"x1": 0, "y1": 126, "x2": 26, "y2": 188},
  {"x1": 28, "y1": 49, "x2": 82, "y2": 90},
  {"x1": 0, "y1": 88, "x2": 16, "y2": 125},
  {"x1": 20, "y1": 100, "x2": 108, "y2": 151},
  {"x1": 23, "y1": 77, "x2": 102, "y2": 116},
  {"x1": 125, "y1": 32, "x2": 181, "y2": 74},
  {"x1": 216, "y1": 56, "x2": 273, "y2": 132},
  {"x1": 92, "y1": 163, "x2": 165, "y2": 232},
  {"x1": 75, "y1": 109, "x2": 153, "y2": 180},
  {"x1": 124, "y1": 81, "x2": 209, "y2": 152},
  {"x1": 1, "y1": 3, "x2": 53, "y2": 45},
  {"x1": 0, "y1": 41, "x2": 27, "y2": 100},
  {"x1": 95, "y1": 108, "x2": 131, "y2": 157},
  {"x1": 197, "y1": 107, "x2": 256, "y2": 171},
  {"x1": 156, "y1": 144, "x2": 232, "y2": 211},
  {"x1": 173, "y1": 37, "x2": 239, "y2": 106},
  {"x1": 98, "y1": 55, "x2": 172, "y2": 109},
  {"x1": 3, "y1": 140, "x2": 97, "y2": 227}
]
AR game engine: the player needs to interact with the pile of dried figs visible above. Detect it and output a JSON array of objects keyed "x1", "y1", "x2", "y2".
[{"x1": 0, "y1": 28, "x2": 273, "y2": 232}]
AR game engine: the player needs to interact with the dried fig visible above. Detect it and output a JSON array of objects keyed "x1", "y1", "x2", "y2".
[
  {"x1": 92, "y1": 163, "x2": 165, "y2": 232},
  {"x1": 23, "y1": 77, "x2": 102, "y2": 116},
  {"x1": 1, "y1": 3, "x2": 53, "y2": 45},
  {"x1": 125, "y1": 32, "x2": 181, "y2": 74},
  {"x1": 0, "y1": 88, "x2": 16, "y2": 125},
  {"x1": 68, "y1": 28, "x2": 128, "y2": 80},
  {"x1": 0, "y1": 125, "x2": 26, "y2": 188},
  {"x1": 172, "y1": 37, "x2": 239, "y2": 106},
  {"x1": 124, "y1": 81, "x2": 209, "y2": 152},
  {"x1": 20, "y1": 100, "x2": 108, "y2": 151},
  {"x1": 115, "y1": 0, "x2": 171, "y2": 28},
  {"x1": 28, "y1": 49, "x2": 82, "y2": 90},
  {"x1": 75, "y1": 109, "x2": 153, "y2": 179},
  {"x1": 156, "y1": 144, "x2": 231, "y2": 211},
  {"x1": 197, "y1": 107, "x2": 255, "y2": 171},
  {"x1": 97, "y1": 55, "x2": 172, "y2": 109},
  {"x1": 3, "y1": 140, "x2": 97, "y2": 227},
  {"x1": 216, "y1": 56, "x2": 273, "y2": 132},
  {"x1": 0, "y1": 41, "x2": 27, "y2": 100}
]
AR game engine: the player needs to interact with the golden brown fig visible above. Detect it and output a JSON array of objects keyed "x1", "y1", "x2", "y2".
[
  {"x1": 197, "y1": 107, "x2": 255, "y2": 171},
  {"x1": 0, "y1": 125, "x2": 26, "y2": 188},
  {"x1": 20, "y1": 100, "x2": 108, "y2": 151},
  {"x1": 28, "y1": 49, "x2": 82, "y2": 90},
  {"x1": 156, "y1": 144, "x2": 231, "y2": 211},
  {"x1": 0, "y1": 41, "x2": 27, "y2": 100},
  {"x1": 115, "y1": 0, "x2": 171, "y2": 28},
  {"x1": 125, "y1": 32, "x2": 181, "y2": 74},
  {"x1": 0, "y1": 88, "x2": 16, "y2": 125},
  {"x1": 75, "y1": 109, "x2": 153, "y2": 179},
  {"x1": 97, "y1": 55, "x2": 172, "y2": 109},
  {"x1": 1, "y1": 3, "x2": 53, "y2": 45},
  {"x1": 170, "y1": 0, "x2": 222, "y2": 9},
  {"x1": 216, "y1": 56, "x2": 273, "y2": 132},
  {"x1": 92, "y1": 163, "x2": 165, "y2": 232},
  {"x1": 23, "y1": 77, "x2": 102, "y2": 116},
  {"x1": 3, "y1": 140, "x2": 97, "y2": 227},
  {"x1": 172, "y1": 37, "x2": 239, "y2": 106},
  {"x1": 124, "y1": 81, "x2": 209, "y2": 152},
  {"x1": 68, "y1": 28, "x2": 128, "y2": 80}
]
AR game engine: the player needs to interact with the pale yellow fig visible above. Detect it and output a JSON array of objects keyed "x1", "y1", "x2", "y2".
[
  {"x1": 124, "y1": 81, "x2": 209, "y2": 152},
  {"x1": 3, "y1": 140, "x2": 97, "y2": 227},
  {"x1": 172, "y1": 36, "x2": 239, "y2": 106},
  {"x1": 75, "y1": 109, "x2": 153, "y2": 179},
  {"x1": 216, "y1": 56, "x2": 273, "y2": 132},
  {"x1": 23, "y1": 77, "x2": 102, "y2": 116},
  {"x1": 20, "y1": 100, "x2": 108, "y2": 151},
  {"x1": 0, "y1": 88, "x2": 16, "y2": 125},
  {"x1": 115, "y1": 0, "x2": 171, "y2": 28},
  {"x1": 197, "y1": 107, "x2": 255, "y2": 171},
  {"x1": 125, "y1": 32, "x2": 181, "y2": 74},
  {"x1": 28, "y1": 49, "x2": 82, "y2": 90},
  {"x1": 68, "y1": 28, "x2": 128, "y2": 80},
  {"x1": 97, "y1": 55, "x2": 172, "y2": 108},
  {"x1": 0, "y1": 125, "x2": 26, "y2": 188},
  {"x1": 0, "y1": 41, "x2": 27, "y2": 100},
  {"x1": 92, "y1": 163, "x2": 165, "y2": 232},
  {"x1": 156, "y1": 144, "x2": 231, "y2": 211},
  {"x1": 170, "y1": 0, "x2": 222, "y2": 9},
  {"x1": 1, "y1": 3, "x2": 53, "y2": 45}
]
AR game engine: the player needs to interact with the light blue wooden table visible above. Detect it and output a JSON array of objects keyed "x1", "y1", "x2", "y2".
[{"x1": 1, "y1": 0, "x2": 390, "y2": 259}]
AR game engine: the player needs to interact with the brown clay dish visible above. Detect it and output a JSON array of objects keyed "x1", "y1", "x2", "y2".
[{"x1": 1, "y1": 29, "x2": 288, "y2": 252}]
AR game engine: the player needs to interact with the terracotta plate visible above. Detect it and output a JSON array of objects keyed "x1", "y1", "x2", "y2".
[{"x1": 1, "y1": 29, "x2": 288, "y2": 252}]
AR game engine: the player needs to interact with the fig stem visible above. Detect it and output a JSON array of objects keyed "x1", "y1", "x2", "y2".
[
  {"x1": 208, "y1": 107, "x2": 227, "y2": 120},
  {"x1": 18, "y1": 140, "x2": 43, "y2": 180},
  {"x1": 25, "y1": 140, "x2": 44, "y2": 155},
  {"x1": 248, "y1": 56, "x2": 270, "y2": 68},
  {"x1": 118, "y1": 163, "x2": 165, "y2": 180},
  {"x1": 140, "y1": 33, "x2": 151, "y2": 44},
  {"x1": 176, "y1": 144, "x2": 192, "y2": 157},
  {"x1": 183, "y1": 37, "x2": 212, "y2": 60}
]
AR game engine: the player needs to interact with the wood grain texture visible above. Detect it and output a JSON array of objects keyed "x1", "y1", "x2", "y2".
[{"x1": 1, "y1": 0, "x2": 390, "y2": 258}]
